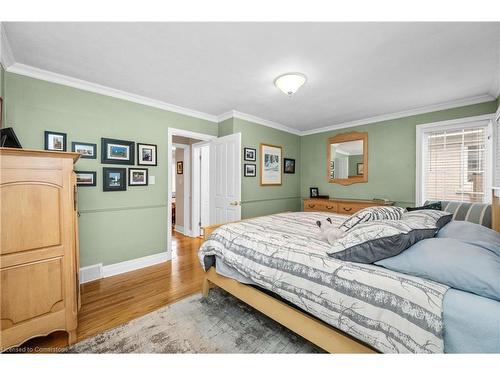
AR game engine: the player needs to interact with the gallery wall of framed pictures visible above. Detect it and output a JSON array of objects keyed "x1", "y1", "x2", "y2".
[
  {"x1": 243, "y1": 144, "x2": 296, "y2": 181},
  {"x1": 43, "y1": 130, "x2": 158, "y2": 192}
]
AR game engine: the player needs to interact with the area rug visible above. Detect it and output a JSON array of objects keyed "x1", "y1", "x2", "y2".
[{"x1": 66, "y1": 288, "x2": 323, "y2": 353}]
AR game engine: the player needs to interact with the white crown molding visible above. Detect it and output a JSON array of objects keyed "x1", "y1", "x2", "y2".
[
  {"x1": 301, "y1": 94, "x2": 496, "y2": 136},
  {"x1": 0, "y1": 23, "x2": 15, "y2": 68},
  {"x1": 218, "y1": 110, "x2": 302, "y2": 136},
  {"x1": 6, "y1": 62, "x2": 220, "y2": 123}
]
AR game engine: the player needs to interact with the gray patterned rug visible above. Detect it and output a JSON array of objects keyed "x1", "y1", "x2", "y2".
[{"x1": 66, "y1": 288, "x2": 323, "y2": 353}]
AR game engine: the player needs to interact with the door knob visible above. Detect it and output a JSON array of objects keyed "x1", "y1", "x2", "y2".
[{"x1": 229, "y1": 201, "x2": 240, "y2": 206}]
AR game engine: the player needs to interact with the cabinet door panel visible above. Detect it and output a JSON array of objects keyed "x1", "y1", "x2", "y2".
[
  {"x1": 1, "y1": 258, "x2": 64, "y2": 326},
  {"x1": 1, "y1": 184, "x2": 61, "y2": 254}
]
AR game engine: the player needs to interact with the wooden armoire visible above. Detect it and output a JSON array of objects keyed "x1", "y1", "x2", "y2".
[{"x1": 0, "y1": 148, "x2": 80, "y2": 350}]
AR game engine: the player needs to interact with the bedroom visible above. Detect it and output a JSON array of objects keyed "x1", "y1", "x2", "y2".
[{"x1": 1, "y1": 1, "x2": 500, "y2": 373}]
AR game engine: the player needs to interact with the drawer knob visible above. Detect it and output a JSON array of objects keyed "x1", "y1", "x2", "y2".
[
  {"x1": 308, "y1": 204, "x2": 315, "y2": 208},
  {"x1": 343, "y1": 207, "x2": 352, "y2": 212},
  {"x1": 326, "y1": 205, "x2": 334, "y2": 209}
]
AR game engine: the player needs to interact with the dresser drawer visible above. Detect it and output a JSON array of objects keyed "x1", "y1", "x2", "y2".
[
  {"x1": 337, "y1": 202, "x2": 371, "y2": 215},
  {"x1": 303, "y1": 200, "x2": 337, "y2": 213}
]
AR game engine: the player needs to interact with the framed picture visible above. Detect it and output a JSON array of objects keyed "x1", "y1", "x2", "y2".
[
  {"x1": 72, "y1": 142, "x2": 97, "y2": 159},
  {"x1": 44, "y1": 131, "x2": 67, "y2": 151},
  {"x1": 176, "y1": 161, "x2": 184, "y2": 174},
  {"x1": 75, "y1": 171, "x2": 97, "y2": 186},
  {"x1": 128, "y1": 168, "x2": 148, "y2": 186},
  {"x1": 244, "y1": 147, "x2": 256, "y2": 161},
  {"x1": 103, "y1": 167, "x2": 127, "y2": 192},
  {"x1": 284, "y1": 158, "x2": 295, "y2": 174},
  {"x1": 260, "y1": 143, "x2": 282, "y2": 186},
  {"x1": 101, "y1": 138, "x2": 134, "y2": 165},
  {"x1": 244, "y1": 164, "x2": 256, "y2": 177},
  {"x1": 137, "y1": 143, "x2": 157, "y2": 166},
  {"x1": 357, "y1": 162, "x2": 364, "y2": 175},
  {"x1": 310, "y1": 187, "x2": 319, "y2": 198}
]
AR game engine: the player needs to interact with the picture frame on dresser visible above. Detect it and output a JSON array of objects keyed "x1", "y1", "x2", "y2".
[
  {"x1": 44, "y1": 130, "x2": 67, "y2": 151},
  {"x1": 101, "y1": 138, "x2": 135, "y2": 165}
]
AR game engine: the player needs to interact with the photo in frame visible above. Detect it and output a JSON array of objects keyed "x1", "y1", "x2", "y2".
[
  {"x1": 244, "y1": 147, "x2": 256, "y2": 161},
  {"x1": 310, "y1": 187, "x2": 319, "y2": 198},
  {"x1": 260, "y1": 143, "x2": 282, "y2": 185},
  {"x1": 244, "y1": 164, "x2": 256, "y2": 177},
  {"x1": 103, "y1": 167, "x2": 127, "y2": 191},
  {"x1": 128, "y1": 168, "x2": 148, "y2": 186},
  {"x1": 72, "y1": 142, "x2": 97, "y2": 159},
  {"x1": 357, "y1": 162, "x2": 364, "y2": 175},
  {"x1": 101, "y1": 138, "x2": 134, "y2": 165},
  {"x1": 75, "y1": 171, "x2": 97, "y2": 186},
  {"x1": 44, "y1": 131, "x2": 67, "y2": 151},
  {"x1": 176, "y1": 161, "x2": 184, "y2": 174},
  {"x1": 284, "y1": 158, "x2": 295, "y2": 174},
  {"x1": 137, "y1": 143, "x2": 157, "y2": 166}
]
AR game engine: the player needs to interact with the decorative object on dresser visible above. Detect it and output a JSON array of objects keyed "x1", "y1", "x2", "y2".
[
  {"x1": 0, "y1": 128, "x2": 22, "y2": 148},
  {"x1": 44, "y1": 130, "x2": 67, "y2": 152},
  {"x1": 303, "y1": 198, "x2": 395, "y2": 215},
  {"x1": 244, "y1": 147, "x2": 256, "y2": 161},
  {"x1": 260, "y1": 143, "x2": 282, "y2": 186},
  {"x1": 0, "y1": 148, "x2": 81, "y2": 350},
  {"x1": 284, "y1": 158, "x2": 295, "y2": 174},
  {"x1": 103, "y1": 167, "x2": 127, "y2": 191},
  {"x1": 72, "y1": 142, "x2": 97, "y2": 159},
  {"x1": 75, "y1": 171, "x2": 97, "y2": 186},
  {"x1": 309, "y1": 187, "x2": 319, "y2": 198},
  {"x1": 328, "y1": 131, "x2": 368, "y2": 185},
  {"x1": 137, "y1": 143, "x2": 157, "y2": 166},
  {"x1": 244, "y1": 164, "x2": 256, "y2": 177},
  {"x1": 101, "y1": 138, "x2": 135, "y2": 165},
  {"x1": 128, "y1": 168, "x2": 148, "y2": 186}
]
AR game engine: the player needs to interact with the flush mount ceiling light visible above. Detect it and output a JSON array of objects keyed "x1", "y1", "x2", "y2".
[{"x1": 274, "y1": 73, "x2": 307, "y2": 96}]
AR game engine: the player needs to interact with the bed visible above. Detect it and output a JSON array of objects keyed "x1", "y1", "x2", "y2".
[{"x1": 198, "y1": 211, "x2": 500, "y2": 354}]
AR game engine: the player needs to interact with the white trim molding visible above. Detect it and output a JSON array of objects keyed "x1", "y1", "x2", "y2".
[
  {"x1": 415, "y1": 114, "x2": 494, "y2": 206},
  {"x1": 302, "y1": 95, "x2": 496, "y2": 136},
  {"x1": 0, "y1": 23, "x2": 15, "y2": 68},
  {"x1": 80, "y1": 251, "x2": 170, "y2": 284},
  {"x1": 218, "y1": 110, "x2": 302, "y2": 136},
  {"x1": 6, "y1": 63, "x2": 220, "y2": 123}
]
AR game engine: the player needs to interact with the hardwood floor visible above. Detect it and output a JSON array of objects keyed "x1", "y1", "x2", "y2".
[{"x1": 16, "y1": 231, "x2": 205, "y2": 352}]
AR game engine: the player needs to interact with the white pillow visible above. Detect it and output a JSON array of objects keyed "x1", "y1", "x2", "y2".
[{"x1": 339, "y1": 206, "x2": 405, "y2": 232}]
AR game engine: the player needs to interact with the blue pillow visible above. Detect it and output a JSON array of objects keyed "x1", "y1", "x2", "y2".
[
  {"x1": 437, "y1": 221, "x2": 500, "y2": 257},
  {"x1": 376, "y1": 238, "x2": 500, "y2": 301}
]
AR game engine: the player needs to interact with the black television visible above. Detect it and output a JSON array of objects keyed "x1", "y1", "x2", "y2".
[{"x1": 0, "y1": 127, "x2": 22, "y2": 148}]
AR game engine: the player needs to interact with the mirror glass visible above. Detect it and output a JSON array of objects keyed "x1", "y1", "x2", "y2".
[{"x1": 328, "y1": 132, "x2": 368, "y2": 185}]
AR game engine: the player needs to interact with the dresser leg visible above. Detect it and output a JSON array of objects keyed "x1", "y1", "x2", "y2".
[{"x1": 67, "y1": 330, "x2": 77, "y2": 345}]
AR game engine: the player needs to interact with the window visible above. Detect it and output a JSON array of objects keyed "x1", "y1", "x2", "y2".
[{"x1": 417, "y1": 117, "x2": 492, "y2": 205}]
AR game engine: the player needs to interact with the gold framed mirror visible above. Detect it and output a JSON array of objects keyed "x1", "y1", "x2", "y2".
[{"x1": 327, "y1": 131, "x2": 368, "y2": 185}]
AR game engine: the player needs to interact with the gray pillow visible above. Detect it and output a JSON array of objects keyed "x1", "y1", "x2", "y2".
[
  {"x1": 437, "y1": 221, "x2": 500, "y2": 257},
  {"x1": 339, "y1": 206, "x2": 405, "y2": 231},
  {"x1": 376, "y1": 238, "x2": 500, "y2": 301},
  {"x1": 327, "y1": 219, "x2": 437, "y2": 263}
]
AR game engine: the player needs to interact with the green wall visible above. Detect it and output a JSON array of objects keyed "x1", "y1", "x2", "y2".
[
  {"x1": 221, "y1": 117, "x2": 301, "y2": 218},
  {"x1": 300, "y1": 101, "x2": 497, "y2": 207},
  {"x1": 4, "y1": 72, "x2": 218, "y2": 267}
]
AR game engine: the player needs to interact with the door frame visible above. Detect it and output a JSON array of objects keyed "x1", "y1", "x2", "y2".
[
  {"x1": 167, "y1": 128, "x2": 216, "y2": 258},
  {"x1": 172, "y1": 142, "x2": 191, "y2": 236},
  {"x1": 192, "y1": 141, "x2": 210, "y2": 237}
]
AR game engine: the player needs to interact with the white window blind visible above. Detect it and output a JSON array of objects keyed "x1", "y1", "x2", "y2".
[{"x1": 424, "y1": 125, "x2": 488, "y2": 203}]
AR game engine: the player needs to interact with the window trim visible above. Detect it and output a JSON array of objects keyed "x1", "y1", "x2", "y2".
[{"x1": 415, "y1": 114, "x2": 494, "y2": 206}]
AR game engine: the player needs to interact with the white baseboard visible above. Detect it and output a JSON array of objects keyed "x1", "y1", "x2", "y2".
[
  {"x1": 80, "y1": 251, "x2": 171, "y2": 284},
  {"x1": 174, "y1": 225, "x2": 185, "y2": 234}
]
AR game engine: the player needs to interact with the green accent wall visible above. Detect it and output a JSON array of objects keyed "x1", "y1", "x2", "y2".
[
  {"x1": 300, "y1": 101, "x2": 498, "y2": 207},
  {"x1": 4, "y1": 72, "x2": 218, "y2": 267}
]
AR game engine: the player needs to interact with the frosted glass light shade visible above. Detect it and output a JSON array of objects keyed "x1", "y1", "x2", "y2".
[{"x1": 274, "y1": 73, "x2": 307, "y2": 96}]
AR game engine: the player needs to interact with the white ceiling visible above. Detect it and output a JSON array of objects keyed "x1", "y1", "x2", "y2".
[{"x1": 3, "y1": 22, "x2": 500, "y2": 132}]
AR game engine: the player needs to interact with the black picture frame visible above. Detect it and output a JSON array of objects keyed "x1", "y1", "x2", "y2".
[
  {"x1": 357, "y1": 162, "x2": 364, "y2": 175},
  {"x1": 176, "y1": 161, "x2": 184, "y2": 174},
  {"x1": 128, "y1": 168, "x2": 148, "y2": 186},
  {"x1": 72, "y1": 141, "x2": 97, "y2": 159},
  {"x1": 44, "y1": 131, "x2": 67, "y2": 151},
  {"x1": 75, "y1": 171, "x2": 97, "y2": 187},
  {"x1": 284, "y1": 158, "x2": 296, "y2": 174},
  {"x1": 103, "y1": 167, "x2": 127, "y2": 191},
  {"x1": 101, "y1": 138, "x2": 135, "y2": 165},
  {"x1": 137, "y1": 143, "x2": 158, "y2": 166},
  {"x1": 244, "y1": 147, "x2": 256, "y2": 161},
  {"x1": 310, "y1": 187, "x2": 319, "y2": 198},
  {"x1": 244, "y1": 164, "x2": 256, "y2": 177}
]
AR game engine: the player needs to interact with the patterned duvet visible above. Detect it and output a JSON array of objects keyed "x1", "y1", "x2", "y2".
[{"x1": 198, "y1": 212, "x2": 449, "y2": 353}]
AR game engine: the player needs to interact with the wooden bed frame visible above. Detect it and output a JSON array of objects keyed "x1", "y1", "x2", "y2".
[{"x1": 201, "y1": 222, "x2": 377, "y2": 354}]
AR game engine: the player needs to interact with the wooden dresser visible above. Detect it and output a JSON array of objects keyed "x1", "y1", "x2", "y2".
[
  {"x1": 303, "y1": 198, "x2": 394, "y2": 215},
  {"x1": 0, "y1": 148, "x2": 80, "y2": 350}
]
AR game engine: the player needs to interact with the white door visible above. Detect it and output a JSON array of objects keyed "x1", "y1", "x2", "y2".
[
  {"x1": 210, "y1": 133, "x2": 241, "y2": 225},
  {"x1": 192, "y1": 142, "x2": 210, "y2": 237}
]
